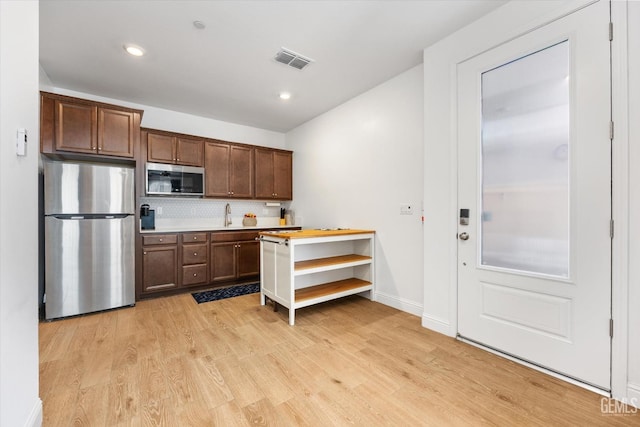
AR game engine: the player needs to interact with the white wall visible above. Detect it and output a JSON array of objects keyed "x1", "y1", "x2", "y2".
[
  {"x1": 286, "y1": 65, "x2": 424, "y2": 315},
  {"x1": 40, "y1": 85, "x2": 286, "y2": 150},
  {"x1": 0, "y1": 1, "x2": 43, "y2": 426},
  {"x1": 626, "y1": 0, "x2": 640, "y2": 407}
]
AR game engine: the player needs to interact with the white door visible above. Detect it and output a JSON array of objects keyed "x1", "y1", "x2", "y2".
[{"x1": 457, "y1": 0, "x2": 611, "y2": 390}]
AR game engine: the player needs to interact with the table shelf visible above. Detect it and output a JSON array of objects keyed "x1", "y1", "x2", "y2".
[{"x1": 294, "y1": 254, "x2": 372, "y2": 275}]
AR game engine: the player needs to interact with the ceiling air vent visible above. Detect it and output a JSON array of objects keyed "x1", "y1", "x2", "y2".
[{"x1": 274, "y1": 48, "x2": 313, "y2": 70}]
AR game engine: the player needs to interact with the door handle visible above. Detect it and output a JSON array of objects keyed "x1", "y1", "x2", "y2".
[{"x1": 458, "y1": 232, "x2": 469, "y2": 241}]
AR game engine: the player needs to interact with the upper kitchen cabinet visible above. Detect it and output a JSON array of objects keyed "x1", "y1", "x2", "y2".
[
  {"x1": 255, "y1": 148, "x2": 293, "y2": 200},
  {"x1": 146, "y1": 130, "x2": 204, "y2": 167},
  {"x1": 204, "y1": 141, "x2": 253, "y2": 198},
  {"x1": 40, "y1": 92, "x2": 142, "y2": 159}
]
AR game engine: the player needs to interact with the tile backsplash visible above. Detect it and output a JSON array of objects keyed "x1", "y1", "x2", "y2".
[{"x1": 140, "y1": 197, "x2": 291, "y2": 221}]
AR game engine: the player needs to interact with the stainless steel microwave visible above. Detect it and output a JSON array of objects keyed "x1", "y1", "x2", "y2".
[{"x1": 145, "y1": 162, "x2": 205, "y2": 196}]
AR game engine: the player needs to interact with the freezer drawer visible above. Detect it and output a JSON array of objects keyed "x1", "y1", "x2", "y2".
[{"x1": 45, "y1": 215, "x2": 135, "y2": 319}]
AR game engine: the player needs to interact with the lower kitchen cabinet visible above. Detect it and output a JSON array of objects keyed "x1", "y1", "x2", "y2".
[
  {"x1": 138, "y1": 228, "x2": 299, "y2": 299},
  {"x1": 210, "y1": 243, "x2": 237, "y2": 282},
  {"x1": 237, "y1": 241, "x2": 260, "y2": 278},
  {"x1": 141, "y1": 234, "x2": 179, "y2": 293},
  {"x1": 210, "y1": 231, "x2": 260, "y2": 282},
  {"x1": 181, "y1": 233, "x2": 209, "y2": 287}
]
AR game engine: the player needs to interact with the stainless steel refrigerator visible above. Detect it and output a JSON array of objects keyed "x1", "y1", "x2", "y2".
[{"x1": 44, "y1": 160, "x2": 135, "y2": 320}]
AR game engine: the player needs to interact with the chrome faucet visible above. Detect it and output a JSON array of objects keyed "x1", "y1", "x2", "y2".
[{"x1": 225, "y1": 203, "x2": 232, "y2": 227}]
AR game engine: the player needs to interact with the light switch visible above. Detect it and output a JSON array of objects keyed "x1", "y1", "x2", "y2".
[
  {"x1": 400, "y1": 204, "x2": 413, "y2": 215},
  {"x1": 16, "y1": 128, "x2": 27, "y2": 156}
]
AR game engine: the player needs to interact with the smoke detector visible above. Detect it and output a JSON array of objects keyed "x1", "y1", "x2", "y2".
[{"x1": 274, "y1": 48, "x2": 313, "y2": 70}]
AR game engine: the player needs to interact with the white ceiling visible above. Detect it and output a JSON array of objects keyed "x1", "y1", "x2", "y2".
[{"x1": 40, "y1": 0, "x2": 507, "y2": 132}]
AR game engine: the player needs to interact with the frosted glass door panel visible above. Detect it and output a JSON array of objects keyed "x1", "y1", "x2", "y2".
[{"x1": 481, "y1": 41, "x2": 569, "y2": 277}]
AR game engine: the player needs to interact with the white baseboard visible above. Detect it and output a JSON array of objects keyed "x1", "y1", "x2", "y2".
[
  {"x1": 25, "y1": 398, "x2": 42, "y2": 427},
  {"x1": 627, "y1": 384, "x2": 640, "y2": 409},
  {"x1": 374, "y1": 291, "x2": 422, "y2": 317},
  {"x1": 421, "y1": 313, "x2": 455, "y2": 337}
]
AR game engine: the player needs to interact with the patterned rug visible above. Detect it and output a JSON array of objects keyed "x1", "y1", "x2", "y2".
[{"x1": 191, "y1": 283, "x2": 260, "y2": 304}]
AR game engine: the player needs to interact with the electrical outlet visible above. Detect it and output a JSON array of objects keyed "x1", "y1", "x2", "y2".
[
  {"x1": 156, "y1": 206, "x2": 163, "y2": 215},
  {"x1": 400, "y1": 204, "x2": 413, "y2": 215}
]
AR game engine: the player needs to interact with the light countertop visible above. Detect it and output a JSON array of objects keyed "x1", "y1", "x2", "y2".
[{"x1": 140, "y1": 217, "x2": 298, "y2": 234}]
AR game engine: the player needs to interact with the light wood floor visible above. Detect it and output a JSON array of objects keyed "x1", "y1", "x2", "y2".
[{"x1": 39, "y1": 293, "x2": 638, "y2": 426}]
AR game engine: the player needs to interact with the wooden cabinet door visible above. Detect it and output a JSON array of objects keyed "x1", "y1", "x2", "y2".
[
  {"x1": 254, "y1": 148, "x2": 275, "y2": 199},
  {"x1": 237, "y1": 241, "x2": 260, "y2": 279},
  {"x1": 176, "y1": 137, "x2": 204, "y2": 166},
  {"x1": 147, "y1": 133, "x2": 175, "y2": 163},
  {"x1": 204, "y1": 141, "x2": 231, "y2": 197},
  {"x1": 230, "y1": 146, "x2": 254, "y2": 198},
  {"x1": 55, "y1": 100, "x2": 97, "y2": 154},
  {"x1": 273, "y1": 151, "x2": 292, "y2": 200},
  {"x1": 142, "y1": 246, "x2": 178, "y2": 292},
  {"x1": 211, "y1": 242, "x2": 237, "y2": 282},
  {"x1": 97, "y1": 108, "x2": 134, "y2": 157}
]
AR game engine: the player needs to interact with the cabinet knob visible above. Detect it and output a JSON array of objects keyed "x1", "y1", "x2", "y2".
[
  {"x1": 193, "y1": 273, "x2": 197, "y2": 277},
  {"x1": 194, "y1": 252, "x2": 198, "y2": 256},
  {"x1": 159, "y1": 238, "x2": 163, "y2": 242},
  {"x1": 193, "y1": 236, "x2": 197, "y2": 240},
  {"x1": 143, "y1": 251, "x2": 147, "y2": 255}
]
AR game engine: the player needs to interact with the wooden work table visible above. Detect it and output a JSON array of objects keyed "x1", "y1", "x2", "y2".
[
  {"x1": 259, "y1": 229, "x2": 375, "y2": 325},
  {"x1": 259, "y1": 228, "x2": 375, "y2": 239}
]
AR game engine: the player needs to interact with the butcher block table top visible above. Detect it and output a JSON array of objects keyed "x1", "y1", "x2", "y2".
[{"x1": 259, "y1": 228, "x2": 375, "y2": 239}]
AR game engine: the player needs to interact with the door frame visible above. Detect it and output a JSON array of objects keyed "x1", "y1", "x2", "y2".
[{"x1": 422, "y1": 0, "x2": 630, "y2": 400}]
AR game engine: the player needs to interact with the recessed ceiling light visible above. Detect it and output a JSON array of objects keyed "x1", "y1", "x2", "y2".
[
  {"x1": 279, "y1": 92, "x2": 291, "y2": 100},
  {"x1": 123, "y1": 44, "x2": 145, "y2": 57},
  {"x1": 193, "y1": 21, "x2": 206, "y2": 30}
]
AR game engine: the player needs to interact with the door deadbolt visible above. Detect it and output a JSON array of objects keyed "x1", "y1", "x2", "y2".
[
  {"x1": 459, "y1": 208, "x2": 469, "y2": 226},
  {"x1": 458, "y1": 232, "x2": 469, "y2": 241}
]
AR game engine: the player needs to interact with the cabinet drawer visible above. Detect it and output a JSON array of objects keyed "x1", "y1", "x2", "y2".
[
  {"x1": 142, "y1": 234, "x2": 177, "y2": 245},
  {"x1": 211, "y1": 231, "x2": 259, "y2": 242},
  {"x1": 182, "y1": 243, "x2": 208, "y2": 265},
  {"x1": 182, "y1": 232, "x2": 208, "y2": 243},
  {"x1": 182, "y1": 264, "x2": 208, "y2": 286}
]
